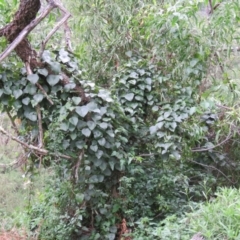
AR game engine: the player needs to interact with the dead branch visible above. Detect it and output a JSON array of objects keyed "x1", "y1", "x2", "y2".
[
  {"x1": 189, "y1": 159, "x2": 237, "y2": 185},
  {"x1": 25, "y1": 62, "x2": 54, "y2": 105},
  {"x1": 192, "y1": 132, "x2": 232, "y2": 152},
  {"x1": 0, "y1": 2, "x2": 57, "y2": 64},
  {"x1": 75, "y1": 150, "x2": 84, "y2": 181},
  {"x1": 36, "y1": 105, "x2": 43, "y2": 148},
  {"x1": 0, "y1": 125, "x2": 71, "y2": 160},
  {"x1": 39, "y1": 8, "x2": 71, "y2": 57}
]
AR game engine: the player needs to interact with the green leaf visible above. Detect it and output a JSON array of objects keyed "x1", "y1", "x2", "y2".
[
  {"x1": 22, "y1": 97, "x2": 30, "y2": 105},
  {"x1": 99, "y1": 162, "x2": 107, "y2": 171},
  {"x1": 24, "y1": 111, "x2": 37, "y2": 121},
  {"x1": 99, "y1": 122, "x2": 108, "y2": 129},
  {"x1": 189, "y1": 107, "x2": 196, "y2": 115},
  {"x1": 98, "y1": 138, "x2": 106, "y2": 146},
  {"x1": 76, "y1": 140, "x2": 85, "y2": 149},
  {"x1": 47, "y1": 75, "x2": 60, "y2": 86},
  {"x1": 72, "y1": 97, "x2": 81, "y2": 105},
  {"x1": 150, "y1": 125, "x2": 157, "y2": 134},
  {"x1": 96, "y1": 150, "x2": 103, "y2": 159},
  {"x1": 145, "y1": 77, "x2": 152, "y2": 85},
  {"x1": 38, "y1": 68, "x2": 48, "y2": 76},
  {"x1": 97, "y1": 175, "x2": 104, "y2": 182},
  {"x1": 90, "y1": 144, "x2": 98, "y2": 152},
  {"x1": 82, "y1": 128, "x2": 91, "y2": 137},
  {"x1": 164, "y1": 111, "x2": 171, "y2": 118},
  {"x1": 59, "y1": 49, "x2": 70, "y2": 63},
  {"x1": 62, "y1": 140, "x2": 70, "y2": 149},
  {"x1": 33, "y1": 93, "x2": 44, "y2": 103},
  {"x1": 27, "y1": 74, "x2": 39, "y2": 84},
  {"x1": 109, "y1": 161, "x2": 115, "y2": 171},
  {"x1": 125, "y1": 51, "x2": 132, "y2": 57},
  {"x1": 124, "y1": 93, "x2": 134, "y2": 101},
  {"x1": 76, "y1": 193, "x2": 84, "y2": 204},
  {"x1": 70, "y1": 132, "x2": 77, "y2": 140},
  {"x1": 13, "y1": 89, "x2": 23, "y2": 99},
  {"x1": 87, "y1": 121, "x2": 96, "y2": 130},
  {"x1": 87, "y1": 102, "x2": 100, "y2": 113},
  {"x1": 24, "y1": 84, "x2": 37, "y2": 95},
  {"x1": 129, "y1": 72, "x2": 138, "y2": 79},
  {"x1": 69, "y1": 116, "x2": 78, "y2": 126},
  {"x1": 76, "y1": 106, "x2": 89, "y2": 117},
  {"x1": 64, "y1": 83, "x2": 76, "y2": 90},
  {"x1": 49, "y1": 62, "x2": 61, "y2": 73},
  {"x1": 60, "y1": 122, "x2": 69, "y2": 131},
  {"x1": 0, "y1": 89, "x2": 3, "y2": 97}
]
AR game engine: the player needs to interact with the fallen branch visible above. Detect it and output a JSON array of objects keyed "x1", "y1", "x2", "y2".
[
  {"x1": 191, "y1": 132, "x2": 232, "y2": 152},
  {"x1": 0, "y1": 2, "x2": 57, "y2": 63},
  {"x1": 39, "y1": 9, "x2": 71, "y2": 57},
  {"x1": 0, "y1": 125, "x2": 71, "y2": 160},
  {"x1": 189, "y1": 159, "x2": 237, "y2": 185}
]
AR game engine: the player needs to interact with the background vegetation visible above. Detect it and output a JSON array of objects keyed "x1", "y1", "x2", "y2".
[{"x1": 1, "y1": 0, "x2": 240, "y2": 239}]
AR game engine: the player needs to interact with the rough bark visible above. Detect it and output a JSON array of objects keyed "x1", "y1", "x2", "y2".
[{"x1": 0, "y1": 0, "x2": 41, "y2": 68}]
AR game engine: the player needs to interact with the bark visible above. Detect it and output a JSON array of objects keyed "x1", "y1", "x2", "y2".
[{"x1": 0, "y1": 0, "x2": 41, "y2": 68}]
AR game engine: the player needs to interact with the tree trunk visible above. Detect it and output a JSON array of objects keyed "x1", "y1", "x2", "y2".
[{"x1": 0, "y1": 0, "x2": 41, "y2": 68}]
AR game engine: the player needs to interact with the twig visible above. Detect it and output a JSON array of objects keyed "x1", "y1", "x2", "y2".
[
  {"x1": 64, "y1": 21, "x2": 73, "y2": 52},
  {"x1": 189, "y1": 159, "x2": 237, "y2": 185},
  {"x1": 216, "y1": 103, "x2": 232, "y2": 110},
  {"x1": 75, "y1": 150, "x2": 84, "y2": 181},
  {"x1": 25, "y1": 62, "x2": 54, "y2": 105},
  {"x1": 0, "y1": 2, "x2": 57, "y2": 63},
  {"x1": 6, "y1": 111, "x2": 20, "y2": 135},
  {"x1": 36, "y1": 105, "x2": 43, "y2": 148},
  {"x1": 192, "y1": 132, "x2": 232, "y2": 152},
  {"x1": 208, "y1": 0, "x2": 213, "y2": 14},
  {"x1": 0, "y1": 125, "x2": 47, "y2": 154},
  {"x1": 39, "y1": 11, "x2": 71, "y2": 57},
  {"x1": 0, "y1": 125, "x2": 71, "y2": 159},
  {"x1": 38, "y1": 13, "x2": 71, "y2": 57}
]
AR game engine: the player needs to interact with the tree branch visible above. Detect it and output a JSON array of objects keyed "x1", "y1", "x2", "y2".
[{"x1": 0, "y1": 2, "x2": 56, "y2": 63}]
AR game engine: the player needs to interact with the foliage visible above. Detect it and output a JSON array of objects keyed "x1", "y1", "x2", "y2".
[
  {"x1": 132, "y1": 188, "x2": 240, "y2": 240},
  {"x1": 1, "y1": 0, "x2": 240, "y2": 239}
]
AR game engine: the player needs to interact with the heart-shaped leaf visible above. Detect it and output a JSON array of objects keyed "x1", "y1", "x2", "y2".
[
  {"x1": 33, "y1": 93, "x2": 44, "y2": 103},
  {"x1": 22, "y1": 97, "x2": 30, "y2": 105},
  {"x1": 82, "y1": 128, "x2": 91, "y2": 137},
  {"x1": 76, "y1": 106, "x2": 89, "y2": 117},
  {"x1": 27, "y1": 74, "x2": 39, "y2": 84},
  {"x1": 13, "y1": 89, "x2": 23, "y2": 99},
  {"x1": 47, "y1": 75, "x2": 60, "y2": 86},
  {"x1": 124, "y1": 93, "x2": 134, "y2": 101},
  {"x1": 72, "y1": 97, "x2": 81, "y2": 105},
  {"x1": 38, "y1": 68, "x2": 48, "y2": 76},
  {"x1": 69, "y1": 116, "x2": 78, "y2": 126},
  {"x1": 87, "y1": 121, "x2": 96, "y2": 130}
]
